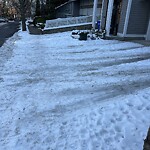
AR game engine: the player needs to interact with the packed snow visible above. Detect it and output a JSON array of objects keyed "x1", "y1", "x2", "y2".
[
  {"x1": 45, "y1": 15, "x2": 92, "y2": 29},
  {"x1": 0, "y1": 22, "x2": 7, "y2": 27},
  {"x1": 0, "y1": 31, "x2": 150, "y2": 150}
]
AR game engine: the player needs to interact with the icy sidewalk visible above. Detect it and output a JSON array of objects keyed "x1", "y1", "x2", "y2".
[{"x1": 0, "y1": 31, "x2": 150, "y2": 150}]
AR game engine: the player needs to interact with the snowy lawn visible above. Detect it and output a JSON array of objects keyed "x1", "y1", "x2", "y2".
[{"x1": 0, "y1": 31, "x2": 150, "y2": 150}]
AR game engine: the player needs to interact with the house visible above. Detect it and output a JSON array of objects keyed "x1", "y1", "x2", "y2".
[
  {"x1": 79, "y1": 0, "x2": 102, "y2": 16},
  {"x1": 55, "y1": 0, "x2": 102, "y2": 18},
  {"x1": 55, "y1": 0, "x2": 80, "y2": 18},
  {"x1": 100, "y1": 0, "x2": 150, "y2": 40}
]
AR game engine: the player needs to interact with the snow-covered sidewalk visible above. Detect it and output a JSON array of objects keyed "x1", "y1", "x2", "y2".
[
  {"x1": 0, "y1": 31, "x2": 150, "y2": 150},
  {"x1": 0, "y1": 23, "x2": 7, "y2": 27}
]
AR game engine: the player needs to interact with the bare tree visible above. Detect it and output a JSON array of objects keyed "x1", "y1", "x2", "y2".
[
  {"x1": 0, "y1": 0, "x2": 9, "y2": 17},
  {"x1": 11, "y1": 0, "x2": 32, "y2": 31}
]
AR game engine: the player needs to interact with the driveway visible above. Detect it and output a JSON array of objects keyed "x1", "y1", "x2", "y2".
[
  {"x1": 0, "y1": 21, "x2": 20, "y2": 47},
  {"x1": 0, "y1": 31, "x2": 150, "y2": 149}
]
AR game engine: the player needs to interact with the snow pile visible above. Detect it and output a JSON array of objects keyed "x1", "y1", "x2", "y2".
[
  {"x1": 0, "y1": 31, "x2": 150, "y2": 150},
  {"x1": 45, "y1": 16, "x2": 92, "y2": 29}
]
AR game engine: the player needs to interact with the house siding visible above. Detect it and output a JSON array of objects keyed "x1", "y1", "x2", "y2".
[
  {"x1": 73, "y1": 1, "x2": 80, "y2": 17},
  {"x1": 118, "y1": 0, "x2": 129, "y2": 34},
  {"x1": 56, "y1": 3, "x2": 72, "y2": 18},
  {"x1": 127, "y1": 0, "x2": 150, "y2": 35},
  {"x1": 56, "y1": 0, "x2": 102, "y2": 18},
  {"x1": 56, "y1": 1, "x2": 80, "y2": 18},
  {"x1": 79, "y1": 0, "x2": 102, "y2": 16}
]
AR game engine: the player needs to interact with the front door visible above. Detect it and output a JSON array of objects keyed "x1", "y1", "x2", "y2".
[{"x1": 110, "y1": 0, "x2": 122, "y2": 35}]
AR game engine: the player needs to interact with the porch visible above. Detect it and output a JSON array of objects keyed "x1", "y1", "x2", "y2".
[{"x1": 100, "y1": 0, "x2": 150, "y2": 40}]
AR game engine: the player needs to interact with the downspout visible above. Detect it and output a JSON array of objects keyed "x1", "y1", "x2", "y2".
[{"x1": 92, "y1": 0, "x2": 98, "y2": 29}]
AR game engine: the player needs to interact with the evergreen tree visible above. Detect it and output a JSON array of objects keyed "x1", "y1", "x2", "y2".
[
  {"x1": 35, "y1": 0, "x2": 41, "y2": 16},
  {"x1": 40, "y1": 0, "x2": 45, "y2": 16},
  {"x1": 45, "y1": 0, "x2": 50, "y2": 16}
]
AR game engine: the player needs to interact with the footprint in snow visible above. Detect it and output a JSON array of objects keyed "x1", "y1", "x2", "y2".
[
  {"x1": 114, "y1": 133, "x2": 124, "y2": 143},
  {"x1": 104, "y1": 137, "x2": 113, "y2": 145},
  {"x1": 62, "y1": 121, "x2": 67, "y2": 126},
  {"x1": 99, "y1": 129, "x2": 108, "y2": 136},
  {"x1": 114, "y1": 125, "x2": 122, "y2": 133},
  {"x1": 111, "y1": 112, "x2": 123, "y2": 122},
  {"x1": 146, "y1": 105, "x2": 150, "y2": 110},
  {"x1": 55, "y1": 142, "x2": 66, "y2": 150},
  {"x1": 112, "y1": 112, "x2": 118, "y2": 117},
  {"x1": 142, "y1": 94, "x2": 149, "y2": 100},
  {"x1": 91, "y1": 140, "x2": 101, "y2": 150},
  {"x1": 109, "y1": 129, "x2": 115, "y2": 135},
  {"x1": 80, "y1": 139, "x2": 89, "y2": 150},
  {"x1": 95, "y1": 131, "x2": 102, "y2": 139},
  {"x1": 126, "y1": 102, "x2": 134, "y2": 107},
  {"x1": 0, "y1": 77, "x2": 4, "y2": 82},
  {"x1": 79, "y1": 128, "x2": 89, "y2": 139},
  {"x1": 110, "y1": 118, "x2": 116, "y2": 123},
  {"x1": 122, "y1": 109, "x2": 129, "y2": 114},
  {"x1": 97, "y1": 118, "x2": 102, "y2": 126},
  {"x1": 89, "y1": 112, "x2": 97, "y2": 121},
  {"x1": 137, "y1": 105, "x2": 144, "y2": 111},
  {"x1": 98, "y1": 107, "x2": 104, "y2": 115},
  {"x1": 116, "y1": 116, "x2": 123, "y2": 122}
]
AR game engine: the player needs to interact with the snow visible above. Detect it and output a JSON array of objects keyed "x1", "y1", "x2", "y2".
[
  {"x1": 45, "y1": 16, "x2": 92, "y2": 29},
  {"x1": 44, "y1": 22, "x2": 92, "y2": 30},
  {"x1": 0, "y1": 22, "x2": 7, "y2": 26},
  {"x1": 0, "y1": 31, "x2": 150, "y2": 150}
]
